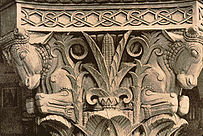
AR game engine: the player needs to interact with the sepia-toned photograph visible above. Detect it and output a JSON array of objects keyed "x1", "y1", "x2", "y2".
[{"x1": 0, "y1": 0, "x2": 203, "y2": 135}]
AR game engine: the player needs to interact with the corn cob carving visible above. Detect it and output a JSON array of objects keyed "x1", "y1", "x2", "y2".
[{"x1": 102, "y1": 33, "x2": 115, "y2": 74}]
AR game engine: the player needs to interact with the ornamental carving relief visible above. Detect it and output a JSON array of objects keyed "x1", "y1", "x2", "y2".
[
  {"x1": 19, "y1": 1, "x2": 196, "y2": 32},
  {"x1": 1, "y1": 26, "x2": 203, "y2": 135},
  {"x1": 21, "y1": 6, "x2": 192, "y2": 28}
]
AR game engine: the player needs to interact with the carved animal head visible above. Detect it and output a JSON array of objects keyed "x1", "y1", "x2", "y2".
[
  {"x1": 10, "y1": 43, "x2": 42, "y2": 89},
  {"x1": 0, "y1": 28, "x2": 42, "y2": 89},
  {"x1": 164, "y1": 27, "x2": 203, "y2": 89},
  {"x1": 0, "y1": 28, "x2": 53, "y2": 90}
]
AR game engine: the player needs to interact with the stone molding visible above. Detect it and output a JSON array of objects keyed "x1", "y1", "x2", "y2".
[{"x1": 19, "y1": 1, "x2": 195, "y2": 32}]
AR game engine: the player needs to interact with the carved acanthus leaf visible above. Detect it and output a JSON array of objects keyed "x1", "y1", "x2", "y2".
[
  {"x1": 109, "y1": 31, "x2": 132, "y2": 85},
  {"x1": 114, "y1": 63, "x2": 136, "y2": 88},
  {"x1": 83, "y1": 32, "x2": 109, "y2": 82},
  {"x1": 82, "y1": 64, "x2": 109, "y2": 91}
]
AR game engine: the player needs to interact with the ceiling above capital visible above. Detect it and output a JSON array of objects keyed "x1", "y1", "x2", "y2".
[
  {"x1": 18, "y1": 0, "x2": 194, "y2": 2},
  {"x1": 0, "y1": 0, "x2": 198, "y2": 7}
]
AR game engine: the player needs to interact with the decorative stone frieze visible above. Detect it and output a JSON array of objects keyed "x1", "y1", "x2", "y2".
[{"x1": 20, "y1": 3, "x2": 193, "y2": 31}]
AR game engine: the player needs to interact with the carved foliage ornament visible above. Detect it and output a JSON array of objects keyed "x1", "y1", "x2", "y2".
[{"x1": 0, "y1": 27, "x2": 203, "y2": 136}]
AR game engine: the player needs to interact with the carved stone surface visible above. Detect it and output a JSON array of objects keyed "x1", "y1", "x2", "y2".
[
  {"x1": 1, "y1": 0, "x2": 203, "y2": 136},
  {"x1": 0, "y1": 26, "x2": 203, "y2": 135},
  {"x1": 21, "y1": 4, "x2": 193, "y2": 31}
]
